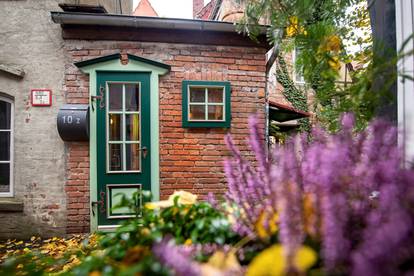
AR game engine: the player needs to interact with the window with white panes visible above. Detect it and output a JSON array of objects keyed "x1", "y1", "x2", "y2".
[
  {"x1": 293, "y1": 47, "x2": 305, "y2": 84},
  {"x1": 0, "y1": 95, "x2": 13, "y2": 197},
  {"x1": 188, "y1": 86, "x2": 225, "y2": 122},
  {"x1": 106, "y1": 83, "x2": 141, "y2": 173}
]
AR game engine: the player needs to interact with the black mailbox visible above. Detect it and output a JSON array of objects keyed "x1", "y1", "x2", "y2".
[{"x1": 57, "y1": 104, "x2": 89, "y2": 141}]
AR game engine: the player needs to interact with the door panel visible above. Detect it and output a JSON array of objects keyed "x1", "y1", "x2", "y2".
[{"x1": 96, "y1": 72, "x2": 151, "y2": 226}]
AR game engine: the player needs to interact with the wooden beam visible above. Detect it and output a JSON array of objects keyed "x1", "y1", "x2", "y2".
[{"x1": 61, "y1": 25, "x2": 270, "y2": 49}]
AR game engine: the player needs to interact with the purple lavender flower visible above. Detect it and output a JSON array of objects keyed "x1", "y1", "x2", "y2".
[
  {"x1": 351, "y1": 170, "x2": 414, "y2": 276},
  {"x1": 271, "y1": 142, "x2": 305, "y2": 265},
  {"x1": 222, "y1": 113, "x2": 414, "y2": 274},
  {"x1": 248, "y1": 115, "x2": 269, "y2": 181},
  {"x1": 184, "y1": 243, "x2": 232, "y2": 256},
  {"x1": 295, "y1": 116, "x2": 413, "y2": 274},
  {"x1": 206, "y1": 192, "x2": 218, "y2": 209},
  {"x1": 153, "y1": 238, "x2": 200, "y2": 276},
  {"x1": 222, "y1": 124, "x2": 273, "y2": 239}
]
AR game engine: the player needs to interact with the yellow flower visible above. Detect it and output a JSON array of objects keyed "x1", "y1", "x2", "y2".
[
  {"x1": 180, "y1": 206, "x2": 190, "y2": 216},
  {"x1": 286, "y1": 16, "x2": 306, "y2": 37},
  {"x1": 303, "y1": 193, "x2": 317, "y2": 237},
  {"x1": 184, "y1": 239, "x2": 192, "y2": 246},
  {"x1": 325, "y1": 35, "x2": 342, "y2": 52},
  {"x1": 144, "y1": 190, "x2": 198, "y2": 209},
  {"x1": 175, "y1": 191, "x2": 198, "y2": 205},
  {"x1": 140, "y1": 227, "x2": 150, "y2": 236},
  {"x1": 246, "y1": 244, "x2": 317, "y2": 276},
  {"x1": 207, "y1": 251, "x2": 241, "y2": 271},
  {"x1": 286, "y1": 17, "x2": 298, "y2": 37},
  {"x1": 144, "y1": 202, "x2": 157, "y2": 209},
  {"x1": 255, "y1": 208, "x2": 278, "y2": 240},
  {"x1": 318, "y1": 34, "x2": 342, "y2": 57},
  {"x1": 328, "y1": 56, "x2": 341, "y2": 71}
]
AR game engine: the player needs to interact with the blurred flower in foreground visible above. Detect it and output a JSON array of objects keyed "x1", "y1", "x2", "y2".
[
  {"x1": 246, "y1": 244, "x2": 317, "y2": 276},
  {"x1": 145, "y1": 190, "x2": 197, "y2": 209},
  {"x1": 154, "y1": 238, "x2": 242, "y2": 276},
  {"x1": 255, "y1": 208, "x2": 278, "y2": 240},
  {"x1": 153, "y1": 238, "x2": 200, "y2": 276},
  {"x1": 220, "y1": 113, "x2": 414, "y2": 275}
]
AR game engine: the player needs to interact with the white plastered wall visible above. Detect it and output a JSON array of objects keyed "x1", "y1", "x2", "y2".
[{"x1": 396, "y1": 0, "x2": 414, "y2": 167}]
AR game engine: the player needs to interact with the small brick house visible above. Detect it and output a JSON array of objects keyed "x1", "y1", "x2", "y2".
[
  {"x1": 0, "y1": 0, "x2": 309, "y2": 237},
  {"x1": 50, "y1": 11, "x2": 273, "y2": 232}
]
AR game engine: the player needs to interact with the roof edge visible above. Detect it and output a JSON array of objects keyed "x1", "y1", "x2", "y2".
[
  {"x1": 50, "y1": 11, "x2": 269, "y2": 35},
  {"x1": 74, "y1": 53, "x2": 171, "y2": 71},
  {"x1": 268, "y1": 100, "x2": 310, "y2": 117},
  {"x1": 74, "y1": 53, "x2": 121, "y2": 68},
  {"x1": 127, "y1": 54, "x2": 171, "y2": 70}
]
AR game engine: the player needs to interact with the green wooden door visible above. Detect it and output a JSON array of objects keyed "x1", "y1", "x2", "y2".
[{"x1": 95, "y1": 71, "x2": 151, "y2": 226}]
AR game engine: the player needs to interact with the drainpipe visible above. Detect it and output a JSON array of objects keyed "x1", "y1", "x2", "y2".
[{"x1": 265, "y1": 30, "x2": 282, "y2": 148}]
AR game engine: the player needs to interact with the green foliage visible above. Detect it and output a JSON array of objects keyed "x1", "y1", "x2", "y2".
[
  {"x1": 0, "y1": 194, "x2": 237, "y2": 275},
  {"x1": 268, "y1": 123, "x2": 288, "y2": 144},
  {"x1": 275, "y1": 55, "x2": 310, "y2": 133}
]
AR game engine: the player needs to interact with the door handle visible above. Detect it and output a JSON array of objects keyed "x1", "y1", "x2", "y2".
[
  {"x1": 91, "y1": 201, "x2": 97, "y2": 216},
  {"x1": 141, "y1": 146, "x2": 148, "y2": 159}
]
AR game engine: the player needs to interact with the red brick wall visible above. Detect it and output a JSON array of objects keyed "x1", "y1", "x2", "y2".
[
  {"x1": 65, "y1": 142, "x2": 90, "y2": 233},
  {"x1": 157, "y1": 46, "x2": 266, "y2": 199},
  {"x1": 63, "y1": 41, "x2": 267, "y2": 233},
  {"x1": 63, "y1": 68, "x2": 90, "y2": 233}
]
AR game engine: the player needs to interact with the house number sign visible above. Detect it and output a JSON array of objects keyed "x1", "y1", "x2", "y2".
[
  {"x1": 31, "y1": 89, "x2": 52, "y2": 106},
  {"x1": 57, "y1": 104, "x2": 89, "y2": 141}
]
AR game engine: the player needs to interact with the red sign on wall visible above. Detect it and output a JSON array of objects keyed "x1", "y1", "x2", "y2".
[{"x1": 31, "y1": 89, "x2": 52, "y2": 106}]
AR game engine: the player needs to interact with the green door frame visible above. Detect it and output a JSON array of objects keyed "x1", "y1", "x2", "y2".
[
  {"x1": 75, "y1": 54, "x2": 170, "y2": 231},
  {"x1": 96, "y1": 71, "x2": 151, "y2": 226}
]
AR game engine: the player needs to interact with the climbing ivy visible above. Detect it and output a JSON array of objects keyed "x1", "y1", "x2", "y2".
[{"x1": 275, "y1": 55, "x2": 311, "y2": 133}]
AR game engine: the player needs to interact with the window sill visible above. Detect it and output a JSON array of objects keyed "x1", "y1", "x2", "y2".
[
  {"x1": 182, "y1": 121, "x2": 231, "y2": 128},
  {"x1": 0, "y1": 200, "x2": 24, "y2": 212}
]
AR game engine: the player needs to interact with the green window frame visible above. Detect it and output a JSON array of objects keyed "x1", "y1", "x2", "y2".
[{"x1": 182, "y1": 80, "x2": 231, "y2": 128}]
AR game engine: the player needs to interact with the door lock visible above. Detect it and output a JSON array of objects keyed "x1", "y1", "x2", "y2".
[
  {"x1": 90, "y1": 85, "x2": 105, "y2": 111},
  {"x1": 141, "y1": 146, "x2": 148, "y2": 159},
  {"x1": 91, "y1": 191, "x2": 106, "y2": 216}
]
